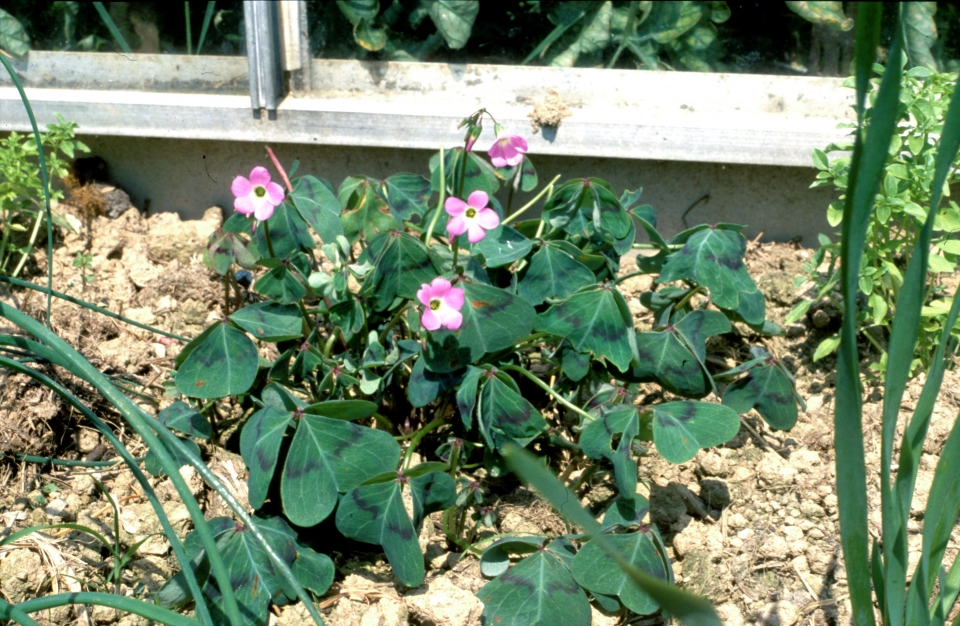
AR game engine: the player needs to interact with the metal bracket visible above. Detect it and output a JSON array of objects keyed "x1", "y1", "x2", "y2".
[{"x1": 244, "y1": 0, "x2": 282, "y2": 117}]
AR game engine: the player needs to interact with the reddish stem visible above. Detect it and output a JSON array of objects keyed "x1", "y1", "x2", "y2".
[{"x1": 265, "y1": 145, "x2": 293, "y2": 192}]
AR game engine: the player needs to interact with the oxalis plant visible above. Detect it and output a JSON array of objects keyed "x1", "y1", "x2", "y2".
[{"x1": 139, "y1": 107, "x2": 806, "y2": 625}]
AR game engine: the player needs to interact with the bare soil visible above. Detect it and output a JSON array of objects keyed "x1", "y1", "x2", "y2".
[{"x1": 1, "y1": 209, "x2": 957, "y2": 626}]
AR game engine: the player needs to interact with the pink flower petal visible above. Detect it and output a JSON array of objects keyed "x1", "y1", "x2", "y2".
[
  {"x1": 445, "y1": 286, "x2": 464, "y2": 310},
  {"x1": 234, "y1": 195, "x2": 255, "y2": 215},
  {"x1": 231, "y1": 176, "x2": 252, "y2": 198},
  {"x1": 467, "y1": 190, "x2": 489, "y2": 210},
  {"x1": 417, "y1": 284, "x2": 433, "y2": 307},
  {"x1": 446, "y1": 214, "x2": 468, "y2": 237},
  {"x1": 254, "y1": 200, "x2": 275, "y2": 222},
  {"x1": 488, "y1": 142, "x2": 507, "y2": 168},
  {"x1": 421, "y1": 309, "x2": 441, "y2": 331},
  {"x1": 501, "y1": 144, "x2": 522, "y2": 167},
  {"x1": 441, "y1": 309, "x2": 463, "y2": 330},
  {"x1": 249, "y1": 166, "x2": 271, "y2": 186},
  {"x1": 476, "y1": 208, "x2": 500, "y2": 230},
  {"x1": 265, "y1": 181, "x2": 285, "y2": 205},
  {"x1": 444, "y1": 197, "x2": 467, "y2": 217},
  {"x1": 466, "y1": 223, "x2": 487, "y2": 243},
  {"x1": 509, "y1": 135, "x2": 529, "y2": 154},
  {"x1": 431, "y1": 277, "x2": 452, "y2": 293}
]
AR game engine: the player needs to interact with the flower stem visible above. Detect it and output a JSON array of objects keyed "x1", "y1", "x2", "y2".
[
  {"x1": 403, "y1": 416, "x2": 447, "y2": 469},
  {"x1": 451, "y1": 237, "x2": 460, "y2": 275},
  {"x1": 297, "y1": 300, "x2": 313, "y2": 337},
  {"x1": 223, "y1": 270, "x2": 231, "y2": 317},
  {"x1": 614, "y1": 269, "x2": 648, "y2": 285},
  {"x1": 262, "y1": 220, "x2": 277, "y2": 258},
  {"x1": 380, "y1": 304, "x2": 409, "y2": 344},
  {"x1": 505, "y1": 166, "x2": 520, "y2": 217},
  {"x1": 265, "y1": 145, "x2": 294, "y2": 193},
  {"x1": 672, "y1": 285, "x2": 703, "y2": 312},
  {"x1": 498, "y1": 363, "x2": 595, "y2": 424},
  {"x1": 456, "y1": 145, "x2": 469, "y2": 200},
  {"x1": 323, "y1": 329, "x2": 339, "y2": 357},
  {"x1": 502, "y1": 174, "x2": 561, "y2": 225},
  {"x1": 424, "y1": 146, "x2": 446, "y2": 245}
]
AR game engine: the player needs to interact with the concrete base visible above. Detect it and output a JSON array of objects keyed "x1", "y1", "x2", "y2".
[{"x1": 78, "y1": 135, "x2": 837, "y2": 246}]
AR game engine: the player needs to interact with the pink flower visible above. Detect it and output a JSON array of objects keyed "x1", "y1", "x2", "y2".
[
  {"x1": 488, "y1": 134, "x2": 528, "y2": 168},
  {"x1": 231, "y1": 166, "x2": 285, "y2": 222},
  {"x1": 445, "y1": 191, "x2": 500, "y2": 244},
  {"x1": 417, "y1": 277, "x2": 464, "y2": 331}
]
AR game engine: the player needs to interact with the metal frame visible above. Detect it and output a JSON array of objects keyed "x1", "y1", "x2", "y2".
[
  {"x1": 0, "y1": 0, "x2": 853, "y2": 167},
  {"x1": 244, "y1": 0, "x2": 282, "y2": 115}
]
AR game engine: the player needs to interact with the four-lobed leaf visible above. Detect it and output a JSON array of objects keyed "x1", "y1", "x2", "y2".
[
  {"x1": 365, "y1": 231, "x2": 437, "y2": 311},
  {"x1": 659, "y1": 226, "x2": 766, "y2": 325},
  {"x1": 478, "y1": 549, "x2": 592, "y2": 626},
  {"x1": 280, "y1": 413, "x2": 402, "y2": 527},
  {"x1": 519, "y1": 243, "x2": 595, "y2": 305},
  {"x1": 536, "y1": 285, "x2": 637, "y2": 372},
  {"x1": 289, "y1": 175, "x2": 343, "y2": 245},
  {"x1": 175, "y1": 322, "x2": 259, "y2": 399},
  {"x1": 723, "y1": 361, "x2": 799, "y2": 430},
  {"x1": 650, "y1": 401, "x2": 740, "y2": 464},
  {"x1": 572, "y1": 529, "x2": 668, "y2": 615},
  {"x1": 478, "y1": 374, "x2": 548, "y2": 451}
]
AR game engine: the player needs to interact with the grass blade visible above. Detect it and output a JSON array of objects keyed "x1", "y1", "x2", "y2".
[
  {"x1": 197, "y1": 1, "x2": 216, "y2": 55},
  {"x1": 92, "y1": 2, "x2": 133, "y2": 54},
  {"x1": 0, "y1": 598, "x2": 41, "y2": 626},
  {"x1": 0, "y1": 355, "x2": 214, "y2": 626},
  {"x1": 835, "y1": 5, "x2": 898, "y2": 625},
  {"x1": 0, "y1": 322, "x2": 326, "y2": 625},
  {"x1": 16, "y1": 592, "x2": 198, "y2": 626},
  {"x1": 0, "y1": 304, "x2": 243, "y2": 626},
  {"x1": 0, "y1": 54, "x2": 53, "y2": 328},
  {"x1": 900, "y1": 74, "x2": 960, "y2": 625},
  {"x1": 502, "y1": 443, "x2": 722, "y2": 626}
]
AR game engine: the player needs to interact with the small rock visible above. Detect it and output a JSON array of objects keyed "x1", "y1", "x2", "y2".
[
  {"x1": 91, "y1": 603, "x2": 120, "y2": 623},
  {"x1": 404, "y1": 575, "x2": 483, "y2": 626},
  {"x1": 800, "y1": 501, "x2": 825, "y2": 518},
  {"x1": 672, "y1": 519, "x2": 724, "y2": 560},
  {"x1": 425, "y1": 543, "x2": 448, "y2": 571},
  {"x1": 78, "y1": 429, "x2": 101, "y2": 453},
  {"x1": 124, "y1": 307, "x2": 156, "y2": 326},
  {"x1": 785, "y1": 323, "x2": 805, "y2": 338},
  {"x1": 727, "y1": 512, "x2": 747, "y2": 529},
  {"x1": 805, "y1": 394, "x2": 824, "y2": 413},
  {"x1": 759, "y1": 600, "x2": 799, "y2": 626},
  {"x1": 812, "y1": 309, "x2": 831, "y2": 329},
  {"x1": 590, "y1": 605, "x2": 620, "y2": 626},
  {"x1": 759, "y1": 535, "x2": 790, "y2": 560},
  {"x1": 44, "y1": 498, "x2": 68, "y2": 519},
  {"x1": 716, "y1": 603, "x2": 745, "y2": 626},
  {"x1": 0, "y1": 549, "x2": 43, "y2": 602},
  {"x1": 330, "y1": 595, "x2": 408, "y2": 626},
  {"x1": 697, "y1": 450, "x2": 727, "y2": 477}
]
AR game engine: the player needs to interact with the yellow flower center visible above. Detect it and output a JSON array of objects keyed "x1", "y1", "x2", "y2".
[
  {"x1": 466, "y1": 208, "x2": 476, "y2": 218},
  {"x1": 430, "y1": 299, "x2": 441, "y2": 311},
  {"x1": 254, "y1": 185, "x2": 266, "y2": 198}
]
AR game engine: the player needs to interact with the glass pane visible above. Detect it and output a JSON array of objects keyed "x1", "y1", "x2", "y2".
[
  {"x1": 0, "y1": 1, "x2": 249, "y2": 92},
  {"x1": 306, "y1": 1, "x2": 960, "y2": 76}
]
